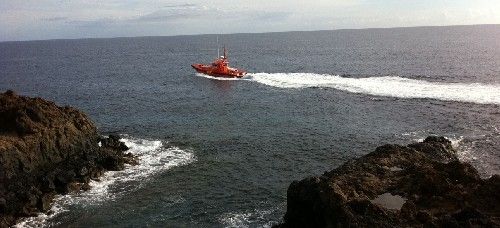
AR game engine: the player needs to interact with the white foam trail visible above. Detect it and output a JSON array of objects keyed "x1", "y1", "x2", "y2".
[
  {"x1": 195, "y1": 73, "x2": 251, "y2": 81},
  {"x1": 15, "y1": 136, "x2": 196, "y2": 228},
  {"x1": 14, "y1": 199, "x2": 68, "y2": 228},
  {"x1": 453, "y1": 134, "x2": 498, "y2": 178},
  {"x1": 408, "y1": 134, "x2": 463, "y2": 146},
  {"x1": 402, "y1": 132, "x2": 498, "y2": 178},
  {"x1": 447, "y1": 136, "x2": 465, "y2": 148},
  {"x1": 249, "y1": 73, "x2": 500, "y2": 105},
  {"x1": 219, "y1": 208, "x2": 277, "y2": 228}
]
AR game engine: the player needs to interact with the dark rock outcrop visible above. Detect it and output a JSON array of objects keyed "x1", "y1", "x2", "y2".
[
  {"x1": 0, "y1": 90, "x2": 134, "y2": 227},
  {"x1": 277, "y1": 136, "x2": 500, "y2": 227}
]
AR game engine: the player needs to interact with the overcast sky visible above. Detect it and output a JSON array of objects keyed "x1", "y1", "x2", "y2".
[{"x1": 1, "y1": 0, "x2": 499, "y2": 41}]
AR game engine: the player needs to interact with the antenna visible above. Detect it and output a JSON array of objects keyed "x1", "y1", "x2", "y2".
[{"x1": 216, "y1": 36, "x2": 219, "y2": 58}]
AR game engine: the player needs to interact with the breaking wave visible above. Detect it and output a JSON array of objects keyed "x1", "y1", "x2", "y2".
[
  {"x1": 249, "y1": 73, "x2": 500, "y2": 105},
  {"x1": 219, "y1": 208, "x2": 279, "y2": 228},
  {"x1": 401, "y1": 130, "x2": 499, "y2": 178},
  {"x1": 15, "y1": 136, "x2": 196, "y2": 228}
]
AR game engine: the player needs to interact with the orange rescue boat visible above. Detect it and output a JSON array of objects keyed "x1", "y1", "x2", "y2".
[{"x1": 192, "y1": 47, "x2": 246, "y2": 78}]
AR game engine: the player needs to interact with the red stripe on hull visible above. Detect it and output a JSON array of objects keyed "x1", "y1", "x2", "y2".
[{"x1": 191, "y1": 64, "x2": 246, "y2": 78}]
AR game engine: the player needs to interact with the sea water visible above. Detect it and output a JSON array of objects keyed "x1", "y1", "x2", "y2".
[{"x1": 1, "y1": 25, "x2": 499, "y2": 227}]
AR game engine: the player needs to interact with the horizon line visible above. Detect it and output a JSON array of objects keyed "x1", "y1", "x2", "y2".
[{"x1": 1, "y1": 23, "x2": 499, "y2": 43}]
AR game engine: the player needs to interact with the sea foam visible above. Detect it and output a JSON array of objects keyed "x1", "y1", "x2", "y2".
[
  {"x1": 219, "y1": 208, "x2": 278, "y2": 228},
  {"x1": 249, "y1": 73, "x2": 500, "y2": 105},
  {"x1": 15, "y1": 136, "x2": 196, "y2": 228}
]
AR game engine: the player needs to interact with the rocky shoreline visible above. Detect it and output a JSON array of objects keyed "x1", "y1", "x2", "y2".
[
  {"x1": 275, "y1": 136, "x2": 500, "y2": 227},
  {"x1": 2, "y1": 90, "x2": 499, "y2": 228},
  {"x1": 0, "y1": 91, "x2": 135, "y2": 227}
]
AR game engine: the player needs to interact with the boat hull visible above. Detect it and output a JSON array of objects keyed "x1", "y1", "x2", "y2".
[{"x1": 191, "y1": 64, "x2": 246, "y2": 78}]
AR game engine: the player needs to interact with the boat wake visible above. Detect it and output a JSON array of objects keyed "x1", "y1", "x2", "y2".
[
  {"x1": 15, "y1": 136, "x2": 196, "y2": 228},
  {"x1": 248, "y1": 73, "x2": 500, "y2": 105}
]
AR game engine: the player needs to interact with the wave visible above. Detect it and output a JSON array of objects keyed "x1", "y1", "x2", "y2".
[
  {"x1": 15, "y1": 136, "x2": 196, "y2": 228},
  {"x1": 248, "y1": 73, "x2": 500, "y2": 105},
  {"x1": 401, "y1": 131, "x2": 499, "y2": 178},
  {"x1": 219, "y1": 208, "x2": 278, "y2": 228}
]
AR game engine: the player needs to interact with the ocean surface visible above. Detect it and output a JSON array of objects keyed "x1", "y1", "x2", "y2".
[{"x1": 1, "y1": 24, "x2": 499, "y2": 227}]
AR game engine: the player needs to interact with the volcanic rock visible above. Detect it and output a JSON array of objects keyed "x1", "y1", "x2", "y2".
[
  {"x1": 0, "y1": 90, "x2": 134, "y2": 227},
  {"x1": 276, "y1": 136, "x2": 500, "y2": 227}
]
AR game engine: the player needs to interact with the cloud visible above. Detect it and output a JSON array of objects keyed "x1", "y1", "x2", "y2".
[
  {"x1": 67, "y1": 18, "x2": 118, "y2": 27},
  {"x1": 248, "y1": 11, "x2": 291, "y2": 22},
  {"x1": 132, "y1": 4, "x2": 213, "y2": 23},
  {"x1": 61, "y1": 4, "x2": 218, "y2": 26},
  {"x1": 1, "y1": 0, "x2": 500, "y2": 41},
  {"x1": 163, "y1": 3, "x2": 197, "y2": 8},
  {"x1": 43, "y1": 16, "x2": 68, "y2": 22}
]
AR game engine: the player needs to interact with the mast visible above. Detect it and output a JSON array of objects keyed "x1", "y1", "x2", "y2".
[
  {"x1": 217, "y1": 36, "x2": 219, "y2": 58},
  {"x1": 223, "y1": 45, "x2": 227, "y2": 59}
]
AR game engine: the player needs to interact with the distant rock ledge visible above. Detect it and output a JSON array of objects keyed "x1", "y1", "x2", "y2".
[
  {"x1": 0, "y1": 90, "x2": 135, "y2": 227},
  {"x1": 275, "y1": 136, "x2": 500, "y2": 227}
]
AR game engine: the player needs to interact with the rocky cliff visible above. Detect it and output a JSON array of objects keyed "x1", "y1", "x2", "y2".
[
  {"x1": 0, "y1": 90, "x2": 133, "y2": 227},
  {"x1": 277, "y1": 136, "x2": 500, "y2": 227}
]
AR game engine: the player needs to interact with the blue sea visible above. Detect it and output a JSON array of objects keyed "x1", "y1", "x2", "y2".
[{"x1": 1, "y1": 25, "x2": 499, "y2": 227}]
